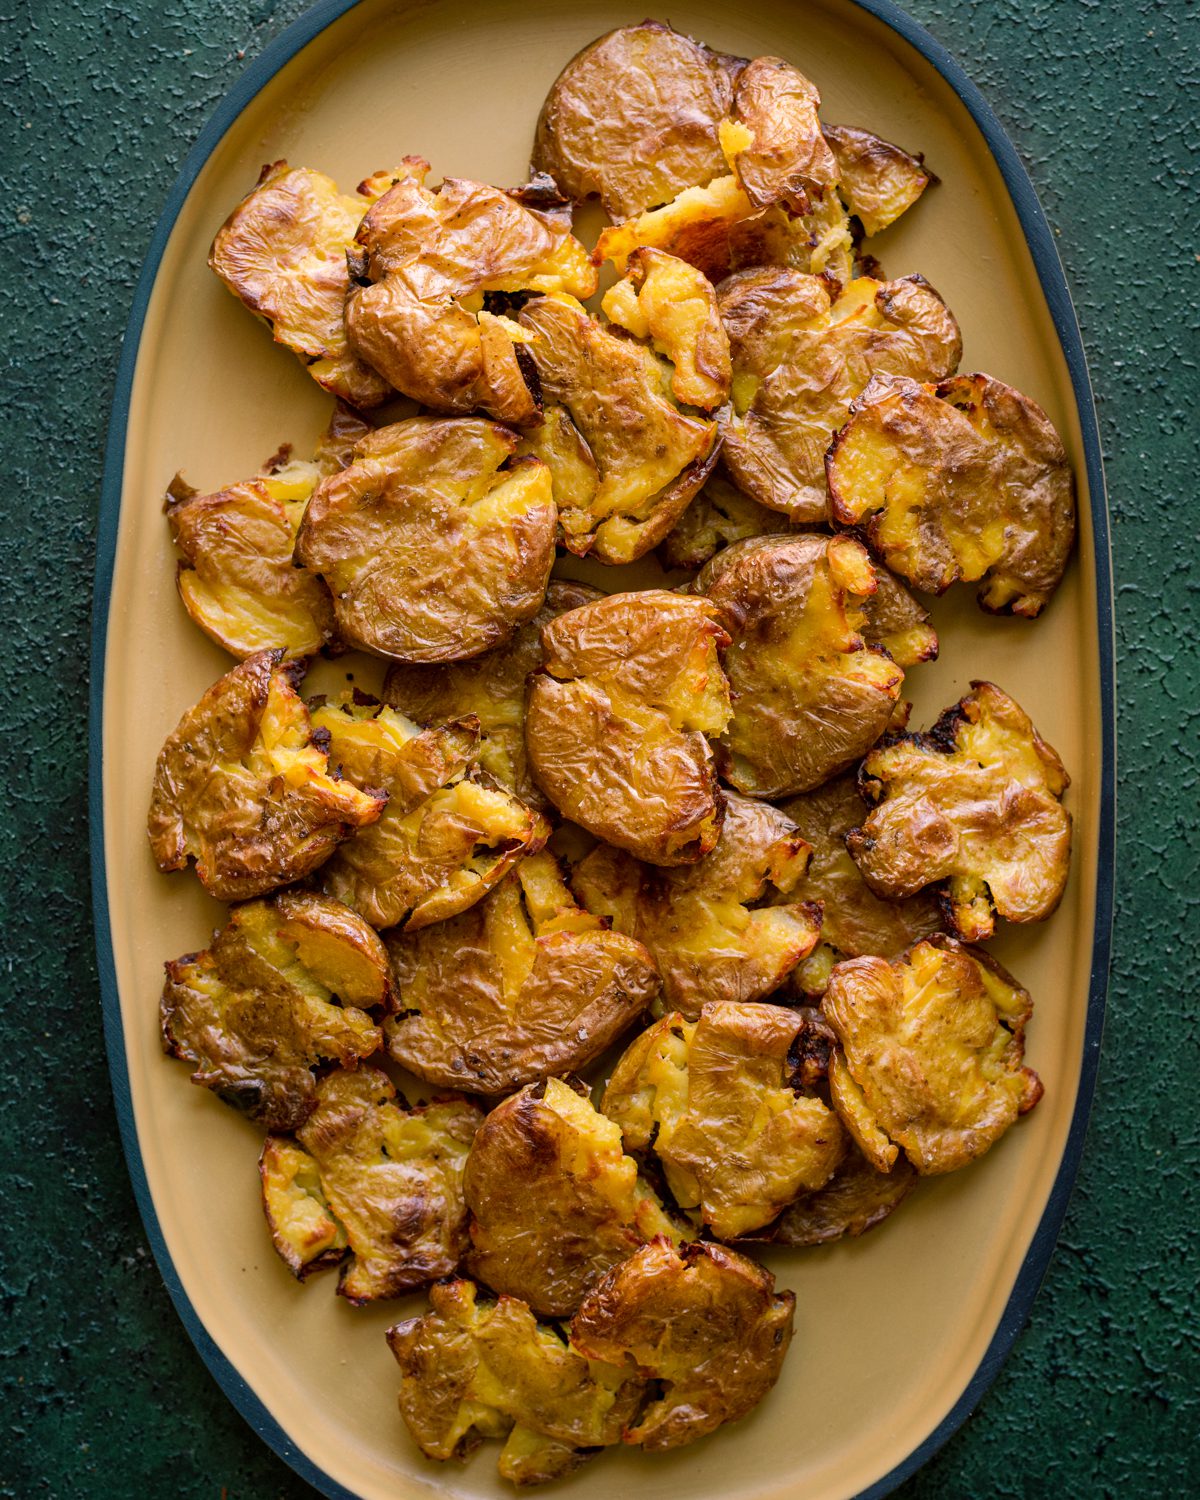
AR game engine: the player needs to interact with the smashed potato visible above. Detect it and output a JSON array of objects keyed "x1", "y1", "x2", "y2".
[
  {"x1": 385, "y1": 850, "x2": 660, "y2": 1094},
  {"x1": 532, "y1": 20, "x2": 743, "y2": 219},
  {"x1": 382, "y1": 580, "x2": 600, "y2": 811},
  {"x1": 724, "y1": 55, "x2": 838, "y2": 212},
  {"x1": 848, "y1": 681, "x2": 1072, "y2": 939},
  {"x1": 719, "y1": 269, "x2": 962, "y2": 522},
  {"x1": 783, "y1": 773, "x2": 943, "y2": 998},
  {"x1": 827, "y1": 372, "x2": 1076, "y2": 616},
  {"x1": 658, "y1": 474, "x2": 799, "y2": 571},
  {"x1": 311, "y1": 694, "x2": 547, "y2": 931},
  {"x1": 573, "y1": 791, "x2": 821, "y2": 1019},
  {"x1": 525, "y1": 590, "x2": 731, "y2": 865},
  {"x1": 209, "y1": 160, "x2": 411, "y2": 407},
  {"x1": 765, "y1": 1142, "x2": 918, "y2": 1246},
  {"x1": 260, "y1": 1066, "x2": 480, "y2": 1301},
  {"x1": 516, "y1": 292, "x2": 720, "y2": 564},
  {"x1": 161, "y1": 891, "x2": 388, "y2": 1130},
  {"x1": 147, "y1": 651, "x2": 385, "y2": 901},
  {"x1": 295, "y1": 417, "x2": 557, "y2": 663},
  {"x1": 603, "y1": 1003, "x2": 846, "y2": 1238},
  {"x1": 464, "y1": 1078, "x2": 679, "y2": 1317},
  {"x1": 344, "y1": 167, "x2": 595, "y2": 425},
  {"x1": 823, "y1": 123, "x2": 932, "y2": 236},
  {"x1": 572, "y1": 1238, "x2": 794, "y2": 1449},
  {"x1": 822, "y1": 937, "x2": 1043, "y2": 1174},
  {"x1": 388, "y1": 1278, "x2": 643, "y2": 1484},
  {"x1": 698, "y1": 533, "x2": 905, "y2": 797}
]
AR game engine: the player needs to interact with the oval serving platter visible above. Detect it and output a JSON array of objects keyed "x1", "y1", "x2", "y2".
[{"x1": 90, "y1": 1, "x2": 1114, "y2": 1497}]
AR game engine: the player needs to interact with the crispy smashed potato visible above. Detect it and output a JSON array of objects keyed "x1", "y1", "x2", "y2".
[
  {"x1": 724, "y1": 56, "x2": 838, "y2": 211},
  {"x1": 464, "y1": 1078, "x2": 679, "y2": 1317},
  {"x1": 823, "y1": 124, "x2": 932, "y2": 236},
  {"x1": 698, "y1": 533, "x2": 905, "y2": 797},
  {"x1": 783, "y1": 772, "x2": 943, "y2": 998},
  {"x1": 719, "y1": 270, "x2": 962, "y2": 522},
  {"x1": 603, "y1": 1003, "x2": 846, "y2": 1238},
  {"x1": 861, "y1": 564, "x2": 939, "y2": 667},
  {"x1": 827, "y1": 372, "x2": 1076, "y2": 616},
  {"x1": 259, "y1": 1066, "x2": 480, "y2": 1301},
  {"x1": 295, "y1": 417, "x2": 557, "y2": 663},
  {"x1": 310, "y1": 694, "x2": 547, "y2": 931},
  {"x1": 343, "y1": 167, "x2": 595, "y2": 425},
  {"x1": 600, "y1": 248, "x2": 731, "y2": 409},
  {"x1": 385, "y1": 850, "x2": 660, "y2": 1094},
  {"x1": 573, "y1": 791, "x2": 821, "y2": 1019},
  {"x1": 516, "y1": 293, "x2": 720, "y2": 564},
  {"x1": 658, "y1": 474, "x2": 798, "y2": 570},
  {"x1": 822, "y1": 936, "x2": 1043, "y2": 1174},
  {"x1": 764, "y1": 1141, "x2": 918, "y2": 1246},
  {"x1": 387, "y1": 1278, "x2": 643, "y2": 1484},
  {"x1": 848, "y1": 681, "x2": 1072, "y2": 940},
  {"x1": 147, "y1": 651, "x2": 385, "y2": 900},
  {"x1": 209, "y1": 161, "x2": 413, "y2": 407},
  {"x1": 525, "y1": 590, "x2": 731, "y2": 865},
  {"x1": 572, "y1": 1238, "x2": 794, "y2": 1449},
  {"x1": 532, "y1": 20, "x2": 744, "y2": 219},
  {"x1": 382, "y1": 580, "x2": 600, "y2": 811},
  {"x1": 161, "y1": 891, "x2": 388, "y2": 1130}
]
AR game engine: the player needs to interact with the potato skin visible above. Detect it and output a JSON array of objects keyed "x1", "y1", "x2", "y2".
[
  {"x1": 822, "y1": 936, "x2": 1044, "y2": 1174},
  {"x1": 343, "y1": 170, "x2": 594, "y2": 424},
  {"x1": 385, "y1": 851, "x2": 660, "y2": 1094},
  {"x1": 719, "y1": 269, "x2": 962, "y2": 522},
  {"x1": 848, "y1": 680, "x2": 1072, "y2": 940},
  {"x1": 296, "y1": 417, "x2": 557, "y2": 664},
  {"x1": 756, "y1": 1142, "x2": 918, "y2": 1246},
  {"x1": 571, "y1": 1237, "x2": 795, "y2": 1450},
  {"x1": 525, "y1": 591, "x2": 731, "y2": 866},
  {"x1": 572, "y1": 791, "x2": 821, "y2": 1019},
  {"x1": 698, "y1": 533, "x2": 905, "y2": 797},
  {"x1": 532, "y1": 20, "x2": 746, "y2": 219},
  {"x1": 726, "y1": 56, "x2": 838, "y2": 211},
  {"x1": 602, "y1": 1002, "x2": 846, "y2": 1238},
  {"x1": 209, "y1": 160, "x2": 405, "y2": 408},
  {"x1": 823, "y1": 124, "x2": 932, "y2": 236},
  {"x1": 827, "y1": 371, "x2": 1076, "y2": 616},
  {"x1": 146, "y1": 650, "x2": 385, "y2": 901},
  {"x1": 464, "y1": 1078, "x2": 678, "y2": 1318},
  {"x1": 382, "y1": 580, "x2": 601, "y2": 812},
  {"x1": 161, "y1": 891, "x2": 388, "y2": 1131}
]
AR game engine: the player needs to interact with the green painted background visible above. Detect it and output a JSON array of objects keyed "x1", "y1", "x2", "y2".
[{"x1": 1, "y1": 0, "x2": 1195, "y2": 1495}]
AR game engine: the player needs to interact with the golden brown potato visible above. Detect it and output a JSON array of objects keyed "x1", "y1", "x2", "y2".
[
  {"x1": 310, "y1": 693, "x2": 548, "y2": 931},
  {"x1": 600, "y1": 248, "x2": 731, "y2": 409},
  {"x1": 860, "y1": 562, "x2": 940, "y2": 667},
  {"x1": 532, "y1": 20, "x2": 745, "y2": 219},
  {"x1": 822, "y1": 936, "x2": 1044, "y2": 1174},
  {"x1": 385, "y1": 850, "x2": 660, "y2": 1094},
  {"x1": 658, "y1": 474, "x2": 801, "y2": 571},
  {"x1": 572, "y1": 791, "x2": 821, "y2": 1019},
  {"x1": 823, "y1": 123, "x2": 933, "y2": 236},
  {"x1": 259, "y1": 1066, "x2": 480, "y2": 1301},
  {"x1": 827, "y1": 372, "x2": 1076, "y2": 616},
  {"x1": 760, "y1": 1142, "x2": 918, "y2": 1246},
  {"x1": 295, "y1": 417, "x2": 557, "y2": 663},
  {"x1": 602, "y1": 1003, "x2": 846, "y2": 1238},
  {"x1": 697, "y1": 533, "x2": 905, "y2": 797},
  {"x1": 848, "y1": 681, "x2": 1072, "y2": 940},
  {"x1": 343, "y1": 168, "x2": 595, "y2": 424},
  {"x1": 464, "y1": 1078, "x2": 679, "y2": 1317},
  {"x1": 516, "y1": 293, "x2": 721, "y2": 564},
  {"x1": 382, "y1": 581, "x2": 601, "y2": 811},
  {"x1": 724, "y1": 56, "x2": 838, "y2": 211},
  {"x1": 161, "y1": 891, "x2": 388, "y2": 1130},
  {"x1": 719, "y1": 269, "x2": 962, "y2": 522},
  {"x1": 571, "y1": 1238, "x2": 795, "y2": 1449},
  {"x1": 387, "y1": 1278, "x2": 643, "y2": 1483},
  {"x1": 524, "y1": 591, "x2": 731, "y2": 865},
  {"x1": 147, "y1": 651, "x2": 385, "y2": 901},
  {"x1": 783, "y1": 772, "x2": 943, "y2": 998},
  {"x1": 208, "y1": 161, "x2": 415, "y2": 407}
]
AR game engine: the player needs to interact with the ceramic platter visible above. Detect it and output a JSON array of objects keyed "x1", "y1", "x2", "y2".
[{"x1": 90, "y1": 1, "x2": 1114, "y2": 1496}]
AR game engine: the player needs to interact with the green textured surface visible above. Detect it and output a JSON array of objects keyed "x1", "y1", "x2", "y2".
[{"x1": 1, "y1": 0, "x2": 1195, "y2": 1495}]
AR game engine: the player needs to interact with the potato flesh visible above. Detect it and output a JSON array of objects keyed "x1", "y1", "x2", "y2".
[
  {"x1": 823, "y1": 940, "x2": 1041, "y2": 1174},
  {"x1": 260, "y1": 1137, "x2": 347, "y2": 1274},
  {"x1": 601, "y1": 250, "x2": 731, "y2": 409},
  {"x1": 602, "y1": 1004, "x2": 845, "y2": 1237}
]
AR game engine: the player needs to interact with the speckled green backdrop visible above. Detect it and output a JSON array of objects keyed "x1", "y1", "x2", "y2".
[{"x1": 1, "y1": 0, "x2": 1195, "y2": 1495}]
